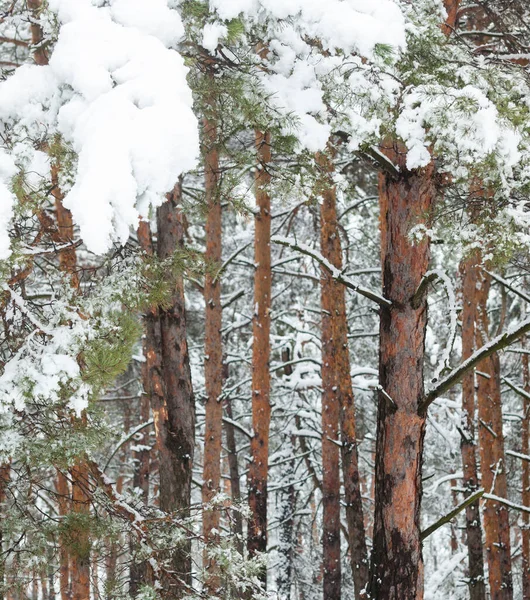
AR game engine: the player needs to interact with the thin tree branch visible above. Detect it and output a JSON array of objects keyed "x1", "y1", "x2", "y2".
[
  {"x1": 420, "y1": 316, "x2": 530, "y2": 412},
  {"x1": 271, "y1": 236, "x2": 391, "y2": 308},
  {"x1": 483, "y1": 493, "x2": 530, "y2": 514},
  {"x1": 420, "y1": 488, "x2": 484, "y2": 541},
  {"x1": 485, "y1": 269, "x2": 530, "y2": 303}
]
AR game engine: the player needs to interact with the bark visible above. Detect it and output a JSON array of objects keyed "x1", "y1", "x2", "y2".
[
  {"x1": 27, "y1": 0, "x2": 48, "y2": 66},
  {"x1": 132, "y1": 222, "x2": 161, "y2": 595},
  {"x1": 69, "y1": 460, "x2": 90, "y2": 600},
  {"x1": 107, "y1": 398, "x2": 131, "y2": 596},
  {"x1": 51, "y1": 165, "x2": 79, "y2": 289},
  {"x1": 459, "y1": 255, "x2": 486, "y2": 600},
  {"x1": 276, "y1": 438, "x2": 296, "y2": 600},
  {"x1": 201, "y1": 110, "x2": 224, "y2": 592},
  {"x1": 28, "y1": 10, "x2": 81, "y2": 596},
  {"x1": 247, "y1": 129, "x2": 272, "y2": 570},
  {"x1": 317, "y1": 149, "x2": 368, "y2": 600},
  {"x1": 522, "y1": 340, "x2": 530, "y2": 600},
  {"x1": 129, "y1": 389, "x2": 151, "y2": 596},
  {"x1": 475, "y1": 270, "x2": 513, "y2": 600},
  {"x1": 155, "y1": 182, "x2": 195, "y2": 590},
  {"x1": 56, "y1": 471, "x2": 71, "y2": 600},
  {"x1": 224, "y1": 396, "x2": 244, "y2": 553},
  {"x1": 441, "y1": 0, "x2": 461, "y2": 35},
  {"x1": 367, "y1": 142, "x2": 433, "y2": 600},
  {"x1": 0, "y1": 464, "x2": 10, "y2": 600}
]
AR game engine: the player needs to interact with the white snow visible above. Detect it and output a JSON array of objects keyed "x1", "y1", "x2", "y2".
[{"x1": 0, "y1": 0, "x2": 199, "y2": 255}]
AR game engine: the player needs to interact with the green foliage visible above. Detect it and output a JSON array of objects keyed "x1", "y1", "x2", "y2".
[
  {"x1": 226, "y1": 18, "x2": 245, "y2": 44},
  {"x1": 82, "y1": 312, "x2": 141, "y2": 392}
]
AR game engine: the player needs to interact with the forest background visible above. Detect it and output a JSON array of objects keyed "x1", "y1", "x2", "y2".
[{"x1": 0, "y1": 1, "x2": 530, "y2": 599}]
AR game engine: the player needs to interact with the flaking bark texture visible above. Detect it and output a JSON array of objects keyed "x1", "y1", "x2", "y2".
[
  {"x1": 134, "y1": 221, "x2": 161, "y2": 595},
  {"x1": 202, "y1": 112, "x2": 224, "y2": 592},
  {"x1": 459, "y1": 255, "x2": 486, "y2": 600},
  {"x1": 51, "y1": 165, "x2": 79, "y2": 289},
  {"x1": 247, "y1": 129, "x2": 272, "y2": 569},
  {"x1": 368, "y1": 144, "x2": 433, "y2": 600},
  {"x1": 155, "y1": 183, "x2": 195, "y2": 591},
  {"x1": 317, "y1": 149, "x2": 368, "y2": 600},
  {"x1": 475, "y1": 270, "x2": 513, "y2": 600}
]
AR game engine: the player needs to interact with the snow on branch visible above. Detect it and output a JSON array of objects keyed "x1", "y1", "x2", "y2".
[
  {"x1": 502, "y1": 377, "x2": 530, "y2": 402},
  {"x1": 483, "y1": 493, "x2": 530, "y2": 514},
  {"x1": 420, "y1": 488, "x2": 484, "y2": 541},
  {"x1": 485, "y1": 269, "x2": 530, "y2": 303},
  {"x1": 421, "y1": 316, "x2": 530, "y2": 412},
  {"x1": 271, "y1": 236, "x2": 391, "y2": 308}
]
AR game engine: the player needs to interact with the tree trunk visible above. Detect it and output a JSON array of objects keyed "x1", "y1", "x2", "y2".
[
  {"x1": 247, "y1": 129, "x2": 272, "y2": 573},
  {"x1": 202, "y1": 111, "x2": 224, "y2": 592},
  {"x1": 522, "y1": 340, "x2": 530, "y2": 600},
  {"x1": 70, "y1": 459, "x2": 90, "y2": 600},
  {"x1": 459, "y1": 255, "x2": 486, "y2": 600},
  {"x1": 224, "y1": 396, "x2": 244, "y2": 553},
  {"x1": 27, "y1": 0, "x2": 48, "y2": 66},
  {"x1": 276, "y1": 437, "x2": 296, "y2": 600},
  {"x1": 317, "y1": 148, "x2": 368, "y2": 600},
  {"x1": 0, "y1": 464, "x2": 10, "y2": 600},
  {"x1": 29, "y1": 8, "x2": 81, "y2": 597},
  {"x1": 367, "y1": 143, "x2": 433, "y2": 600},
  {"x1": 475, "y1": 270, "x2": 513, "y2": 600},
  {"x1": 129, "y1": 388, "x2": 151, "y2": 596},
  {"x1": 155, "y1": 182, "x2": 196, "y2": 591},
  {"x1": 56, "y1": 471, "x2": 71, "y2": 600}
]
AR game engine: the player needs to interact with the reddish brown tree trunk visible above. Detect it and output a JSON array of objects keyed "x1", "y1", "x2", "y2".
[
  {"x1": 56, "y1": 472, "x2": 71, "y2": 600},
  {"x1": 27, "y1": 0, "x2": 48, "y2": 66},
  {"x1": 0, "y1": 464, "x2": 10, "y2": 600},
  {"x1": 475, "y1": 270, "x2": 513, "y2": 600},
  {"x1": 155, "y1": 182, "x2": 195, "y2": 591},
  {"x1": 317, "y1": 149, "x2": 368, "y2": 600},
  {"x1": 459, "y1": 255, "x2": 486, "y2": 600},
  {"x1": 132, "y1": 222, "x2": 161, "y2": 595},
  {"x1": 129, "y1": 391, "x2": 152, "y2": 596},
  {"x1": 224, "y1": 396, "x2": 244, "y2": 552},
  {"x1": 247, "y1": 129, "x2": 272, "y2": 571},
  {"x1": 368, "y1": 143, "x2": 433, "y2": 600},
  {"x1": 202, "y1": 112, "x2": 223, "y2": 591},
  {"x1": 70, "y1": 460, "x2": 90, "y2": 600},
  {"x1": 522, "y1": 343, "x2": 530, "y2": 600},
  {"x1": 51, "y1": 165, "x2": 79, "y2": 289},
  {"x1": 28, "y1": 11, "x2": 81, "y2": 596},
  {"x1": 441, "y1": 0, "x2": 461, "y2": 35}
]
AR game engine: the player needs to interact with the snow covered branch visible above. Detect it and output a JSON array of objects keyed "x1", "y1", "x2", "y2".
[
  {"x1": 421, "y1": 316, "x2": 530, "y2": 412},
  {"x1": 271, "y1": 236, "x2": 391, "y2": 308},
  {"x1": 420, "y1": 488, "x2": 484, "y2": 541}
]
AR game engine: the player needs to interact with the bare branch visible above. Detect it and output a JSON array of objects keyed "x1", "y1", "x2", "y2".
[
  {"x1": 485, "y1": 269, "x2": 530, "y2": 304},
  {"x1": 420, "y1": 317, "x2": 530, "y2": 412},
  {"x1": 271, "y1": 236, "x2": 391, "y2": 308},
  {"x1": 420, "y1": 488, "x2": 484, "y2": 541}
]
